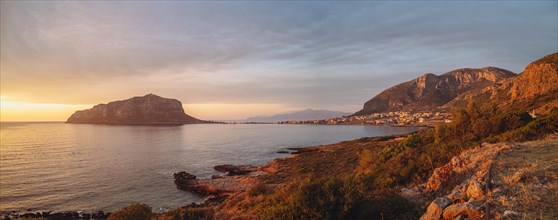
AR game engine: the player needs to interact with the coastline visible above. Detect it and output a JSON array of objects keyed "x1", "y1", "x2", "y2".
[
  {"x1": 2, "y1": 124, "x2": 557, "y2": 219},
  {"x1": 0, "y1": 132, "x2": 412, "y2": 220}
]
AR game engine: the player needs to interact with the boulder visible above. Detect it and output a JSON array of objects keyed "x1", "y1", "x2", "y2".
[
  {"x1": 420, "y1": 197, "x2": 452, "y2": 220},
  {"x1": 442, "y1": 201, "x2": 483, "y2": 220},
  {"x1": 466, "y1": 180, "x2": 485, "y2": 200},
  {"x1": 447, "y1": 190, "x2": 467, "y2": 203},
  {"x1": 510, "y1": 171, "x2": 526, "y2": 183},
  {"x1": 214, "y1": 165, "x2": 257, "y2": 176},
  {"x1": 173, "y1": 171, "x2": 215, "y2": 194},
  {"x1": 173, "y1": 171, "x2": 197, "y2": 181},
  {"x1": 501, "y1": 210, "x2": 522, "y2": 220},
  {"x1": 426, "y1": 163, "x2": 453, "y2": 190}
]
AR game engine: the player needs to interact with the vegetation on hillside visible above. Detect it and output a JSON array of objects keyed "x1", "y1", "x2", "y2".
[
  {"x1": 251, "y1": 103, "x2": 557, "y2": 219},
  {"x1": 108, "y1": 203, "x2": 152, "y2": 220},
  {"x1": 109, "y1": 103, "x2": 557, "y2": 219}
]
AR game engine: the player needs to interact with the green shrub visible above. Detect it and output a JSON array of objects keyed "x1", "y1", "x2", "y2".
[
  {"x1": 356, "y1": 149, "x2": 374, "y2": 176},
  {"x1": 248, "y1": 182, "x2": 272, "y2": 197},
  {"x1": 108, "y1": 203, "x2": 152, "y2": 220},
  {"x1": 255, "y1": 106, "x2": 556, "y2": 220},
  {"x1": 375, "y1": 106, "x2": 541, "y2": 186},
  {"x1": 256, "y1": 176, "x2": 418, "y2": 220},
  {"x1": 498, "y1": 108, "x2": 558, "y2": 142},
  {"x1": 160, "y1": 207, "x2": 214, "y2": 220},
  {"x1": 378, "y1": 132, "x2": 424, "y2": 163}
]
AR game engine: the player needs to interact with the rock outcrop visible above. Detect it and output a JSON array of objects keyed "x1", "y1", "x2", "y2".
[
  {"x1": 409, "y1": 142, "x2": 513, "y2": 220},
  {"x1": 355, "y1": 52, "x2": 558, "y2": 116},
  {"x1": 354, "y1": 67, "x2": 515, "y2": 115},
  {"x1": 66, "y1": 94, "x2": 203, "y2": 125},
  {"x1": 445, "y1": 52, "x2": 558, "y2": 113},
  {"x1": 414, "y1": 137, "x2": 558, "y2": 219},
  {"x1": 173, "y1": 165, "x2": 262, "y2": 196}
]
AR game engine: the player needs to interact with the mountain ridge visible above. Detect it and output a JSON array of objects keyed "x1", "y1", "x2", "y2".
[
  {"x1": 246, "y1": 109, "x2": 350, "y2": 123},
  {"x1": 353, "y1": 56, "x2": 558, "y2": 115},
  {"x1": 445, "y1": 52, "x2": 558, "y2": 113}
]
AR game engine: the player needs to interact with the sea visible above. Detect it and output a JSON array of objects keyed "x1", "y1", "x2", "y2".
[{"x1": 0, "y1": 122, "x2": 420, "y2": 212}]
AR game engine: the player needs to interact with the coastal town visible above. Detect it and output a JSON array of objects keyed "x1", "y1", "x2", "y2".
[{"x1": 280, "y1": 111, "x2": 453, "y2": 126}]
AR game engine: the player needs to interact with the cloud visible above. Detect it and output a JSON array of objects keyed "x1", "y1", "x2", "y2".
[{"x1": 1, "y1": 1, "x2": 557, "y2": 117}]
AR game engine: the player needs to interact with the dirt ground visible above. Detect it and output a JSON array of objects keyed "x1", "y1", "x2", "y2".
[{"x1": 490, "y1": 137, "x2": 558, "y2": 219}]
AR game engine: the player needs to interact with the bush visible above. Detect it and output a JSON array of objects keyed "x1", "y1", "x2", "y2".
[
  {"x1": 356, "y1": 149, "x2": 374, "y2": 176},
  {"x1": 108, "y1": 203, "x2": 152, "y2": 220},
  {"x1": 255, "y1": 106, "x2": 556, "y2": 219},
  {"x1": 374, "y1": 106, "x2": 540, "y2": 186},
  {"x1": 498, "y1": 108, "x2": 558, "y2": 142},
  {"x1": 256, "y1": 176, "x2": 418, "y2": 220},
  {"x1": 248, "y1": 182, "x2": 272, "y2": 197},
  {"x1": 160, "y1": 207, "x2": 214, "y2": 220},
  {"x1": 378, "y1": 132, "x2": 424, "y2": 163}
]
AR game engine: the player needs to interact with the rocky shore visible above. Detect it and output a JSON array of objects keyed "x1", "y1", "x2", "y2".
[
  {"x1": 4, "y1": 135, "x2": 555, "y2": 220},
  {"x1": 172, "y1": 164, "x2": 265, "y2": 204},
  {"x1": 170, "y1": 135, "x2": 558, "y2": 219},
  {"x1": 0, "y1": 146, "x2": 324, "y2": 220},
  {"x1": 0, "y1": 210, "x2": 109, "y2": 220}
]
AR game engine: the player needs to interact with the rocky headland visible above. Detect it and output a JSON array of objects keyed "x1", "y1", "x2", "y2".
[
  {"x1": 355, "y1": 52, "x2": 558, "y2": 116},
  {"x1": 66, "y1": 94, "x2": 205, "y2": 125},
  {"x1": 446, "y1": 52, "x2": 558, "y2": 114},
  {"x1": 354, "y1": 67, "x2": 516, "y2": 115},
  {"x1": 166, "y1": 135, "x2": 558, "y2": 220}
]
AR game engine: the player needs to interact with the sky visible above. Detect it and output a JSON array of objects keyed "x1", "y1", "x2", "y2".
[{"x1": 1, "y1": 1, "x2": 557, "y2": 121}]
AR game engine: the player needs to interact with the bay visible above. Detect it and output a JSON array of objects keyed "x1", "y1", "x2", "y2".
[{"x1": 0, "y1": 122, "x2": 420, "y2": 212}]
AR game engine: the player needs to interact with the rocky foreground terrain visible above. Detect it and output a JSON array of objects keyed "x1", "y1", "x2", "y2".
[
  {"x1": 411, "y1": 137, "x2": 558, "y2": 219},
  {"x1": 2, "y1": 136, "x2": 555, "y2": 219},
  {"x1": 164, "y1": 135, "x2": 557, "y2": 219}
]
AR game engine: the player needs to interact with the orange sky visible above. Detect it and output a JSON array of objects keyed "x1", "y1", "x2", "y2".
[{"x1": 0, "y1": 96, "x2": 298, "y2": 121}]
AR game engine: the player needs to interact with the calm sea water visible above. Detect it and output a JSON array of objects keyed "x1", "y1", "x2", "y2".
[{"x1": 0, "y1": 122, "x2": 419, "y2": 212}]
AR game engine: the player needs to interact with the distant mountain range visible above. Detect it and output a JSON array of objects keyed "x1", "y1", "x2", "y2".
[
  {"x1": 246, "y1": 109, "x2": 350, "y2": 123},
  {"x1": 355, "y1": 52, "x2": 558, "y2": 115}
]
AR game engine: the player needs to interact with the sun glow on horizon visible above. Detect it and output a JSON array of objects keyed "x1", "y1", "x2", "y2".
[
  {"x1": 0, "y1": 97, "x2": 93, "y2": 122},
  {"x1": 185, "y1": 103, "x2": 297, "y2": 121},
  {"x1": 0, "y1": 96, "x2": 299, "y2": 122}
]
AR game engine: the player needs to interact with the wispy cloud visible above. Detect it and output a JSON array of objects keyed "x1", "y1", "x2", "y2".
[{"x1": 1, "y1": 1, "x2": 556, "y2": 118}]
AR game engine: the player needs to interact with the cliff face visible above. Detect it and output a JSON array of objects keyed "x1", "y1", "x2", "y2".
[
  {"x1": 66, "y1": 94, "x2": 202, "y2": 125},
  {"x1": 354, "y1": 67, "x2": 515, "y2": 115},
  {"x1": 446, "y1": 52, "x2": 558, "y2": 113},
  {"x1": 510, "y1": 53, "x2": 558, "y2": 101}
]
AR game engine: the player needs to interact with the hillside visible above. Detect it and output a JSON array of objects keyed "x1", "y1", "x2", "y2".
[
  {"x1": 417, "y1": 138, "x2": 558, "y2": 219},
  {"x1": 446, "y1": 52, "x2": 558, "y2": 114},
  {"x1": 354, "y1": 67, "x2": 515, "y2": 115},
  {"x1": 66, "y1": 94, "x2": 203, "y2": 125},
  {"x1": 141, "y1": 107, "x2": 557, "y2": 220},
  {"x1": 246, "y1": 109, "x2": 350, "y2": 123}
]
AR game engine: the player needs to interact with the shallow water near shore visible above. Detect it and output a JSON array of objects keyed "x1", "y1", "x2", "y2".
[{"x1": 0, "y1": 122, "x2": 420, "y2": 212}]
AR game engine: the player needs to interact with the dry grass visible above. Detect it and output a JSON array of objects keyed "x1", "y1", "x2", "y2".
[{"x1": 490, "y1": 138, "x2": 558, "y2": 219}]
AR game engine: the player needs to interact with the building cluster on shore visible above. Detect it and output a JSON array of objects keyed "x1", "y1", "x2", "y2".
[{"x1": 280, "y1": 111, "x2": 453, "y2": 126}]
